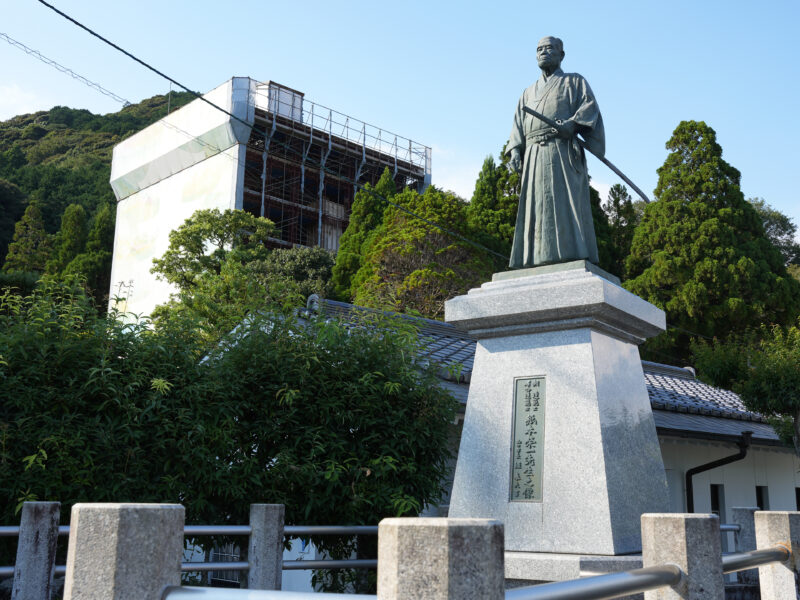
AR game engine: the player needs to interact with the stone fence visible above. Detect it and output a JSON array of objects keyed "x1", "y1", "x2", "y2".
[{"x1": 4, "y1": 502, "x2": 800, "y2": 599}]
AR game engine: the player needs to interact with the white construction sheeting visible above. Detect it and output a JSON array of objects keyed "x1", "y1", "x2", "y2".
[{"x1": 110, "y1": 78, "x2": 256, "y2": 201}]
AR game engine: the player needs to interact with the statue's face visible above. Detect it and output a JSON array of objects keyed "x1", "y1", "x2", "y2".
[{"x1": 537, "y1": 37, "x2": 563, "y2": 71}]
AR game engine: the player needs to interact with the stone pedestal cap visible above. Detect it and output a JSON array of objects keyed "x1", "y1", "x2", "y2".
[
  {"x1": 445, "y1": 265, "x2": 665, "y2": 344},
  {"x1": 378, "y1": 518, "x2": 504, "y2": 600}
]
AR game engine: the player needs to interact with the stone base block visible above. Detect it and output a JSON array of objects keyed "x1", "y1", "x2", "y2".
[{"x1": 505, "y1": 550, "x2": 643, "y2": 582}]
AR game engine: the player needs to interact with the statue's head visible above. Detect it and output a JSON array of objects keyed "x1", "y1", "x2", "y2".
[{"x1": 537, "y1": 36, "x2": 564, "y2": 71}]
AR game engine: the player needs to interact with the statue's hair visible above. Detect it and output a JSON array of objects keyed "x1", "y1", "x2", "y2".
[{"x1": 540, "y1": 36, "x2": 564, "y2": 52}]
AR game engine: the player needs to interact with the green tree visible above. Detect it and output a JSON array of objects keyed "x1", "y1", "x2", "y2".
[
  {"x1": 603, "y1": 183, "x2": 641, "y2": 278},
  {"x1": 625, "y1": 121, "x2": 800, "y2": 360},
  {"x1": 64, "y1": 203, "x2": 116, "y2": 307},
  {"x1": 693, "y1": 323, "x2": 800, "y2": 456},
  {"x1": 466, "y1": 147, "x2": 519, "y2": 256},
  {"x1": 589, "y1": 184, "x2": 616, "y2": 275},
  {"x1": 151, "y1": 208, "x2": 274, "y2": 292},
  {"x1": 0, "y1": 179, "x2": 26, "y2": 265},
  {"x1": 352, "y1": 186, "x2": 497, "y2": 319},
  {"x1": 748, "y1": 198, "x2": 800, "y2": 265},
  {"x1": 0, "y1": 278, "x2": 456, "y2": 591},
  {"x1": 3, "y1": 202, "x2": 52, "y2": 273},
  {"x1": 253, "y1": 245, "x2": 335, "y2": 300},
  {"x1": 331, "y1": 168, "x2": 396, "y2": 301},
  {"x1": 150, "y1": 209, "x2": 329, "y2": 344},
  {"x1": 46, "y1": 203, "x2": 88, "y2": 275}
]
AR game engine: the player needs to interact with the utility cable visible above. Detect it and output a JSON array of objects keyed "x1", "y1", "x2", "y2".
[
  {"x1": 0, "y1": 31, "x2": 128, "y2": 105},
  {"x1": 34, "y1": 0, "x2": 510, "y2": 263}
]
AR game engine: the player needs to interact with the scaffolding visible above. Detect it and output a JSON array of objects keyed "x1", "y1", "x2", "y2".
[{"x1": 241, "y1": 82, "x2": 432, "y2": 252}]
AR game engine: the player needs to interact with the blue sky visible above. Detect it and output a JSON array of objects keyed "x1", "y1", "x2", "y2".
[{"x1": 1, "y1": 0, "x2": 799, "y2": 230}]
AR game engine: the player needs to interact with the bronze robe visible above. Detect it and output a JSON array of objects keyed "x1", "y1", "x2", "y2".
[{"x1": 507, "y1": 68, "x2": 605, "y2": 268}]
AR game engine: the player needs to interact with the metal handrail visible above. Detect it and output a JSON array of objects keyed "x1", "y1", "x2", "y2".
[
  {"x1": 720, "y1": 524, "x2": 741, "y2": 533},
  {"x1": 722, "y1": 545, "x2": 790, "y2": 574},
  {"x1": 504, "y1": 565, "x2": 682, "y2": 600},
  {"x1": 2, "y1": 524, "x2": 380, "y2": 538},
  {"x1": 504, "y1": 544, "x2": 792, "y2": 600},
  {"x1": 162, "y1": 586, "x2": 376, "y2": 599}
]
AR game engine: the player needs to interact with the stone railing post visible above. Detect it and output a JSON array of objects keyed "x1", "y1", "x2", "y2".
[
  {"x1": 247, "y1": 503, "x2": 284, "y2": 590},
  {"x1": 63, "y1": 503, "x2": 184, "y2": 600},
  {"x1": 377, "y1": 517, "x2": 503, "y2": 600},
  {"x1": 731, "y1": 507, "x2": 759, "y2": 585},
  {"x1": 754, "y1": 511, "x2": 800, "y2": 600},
  {"x1": 641, "y1": 513, "x2": 724, "y2": 600},
  {"x1": 11, "y1": 501, "x2": 60, "y2": 600}
]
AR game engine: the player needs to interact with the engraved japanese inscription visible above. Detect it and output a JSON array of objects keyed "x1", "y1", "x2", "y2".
[{"x1": 510, "y1": 376, "x2": 545, "y2": 501}]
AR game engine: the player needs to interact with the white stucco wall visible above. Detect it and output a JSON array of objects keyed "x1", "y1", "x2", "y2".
[{"x1": 660, "y1": 436, "x2": 800, "y2": 518}]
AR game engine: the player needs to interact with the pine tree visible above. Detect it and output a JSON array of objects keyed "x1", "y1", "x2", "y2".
[
  {"x1": 330, "y1": 168, "x2": 396, "y2": 300},
  {"x1": 46, "y1": 204, "x2": 88, "y2": 275},
  {"x1": 3, "y1": 202, "x2": 52, "y2": 273},
  {"x1": 0, "y1": 179, "x2": 26, "y2": 265},
  {"x1": 625, "y1": 121, "x2": 800, "y2": 361},
  {"x1": 466, "y1": 148, "x2": 519, "y2": 256},
  {"x1": 64, "y1": 203, "x2": 116, "y2": 306}
]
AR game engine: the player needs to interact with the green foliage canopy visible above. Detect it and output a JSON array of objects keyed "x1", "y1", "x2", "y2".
[
  {"x1": 351, "y1": 185, "x2": 497, "y2": 320},
  {"x1": 693, "y1": 323, "x2": 800, "y2": 455},
  {"x1": 0, "y1": 279, "x2": 457, "y2": 536},
  {"x1": 624, "y1": 121, "x2": 800, "y2": 360},
  {"x1": 46, "y1": 203, "x2": 88, "y2": 275},
  {"x1": 3, "y1": 202, "x2": 51, "y2": 273},
  {"x1": 330, "y1": 168, "x2": 396, "y2": 301},
  {"x1": 466, "y1": 148, "x2": 519, "y2": 256}
]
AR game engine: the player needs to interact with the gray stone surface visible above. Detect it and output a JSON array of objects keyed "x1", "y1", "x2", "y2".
[
  {"x1": 446, "y1": 268, "x2": 665, "y2": 344},
  {"x1": 12, "y1": 501, "x2": 60, "y2": 600},
  {"x1": 505, "y1": 551, "x2": 642, "y2": 581},
  {"x1": 248, "y1": 504, "x2": 284, "y2": 591},
  {"x1": 754, "y1": 511, "x2": 800, "y2": 600},
  {"x1": 641, "y1": 513, "x2": 724, "y2": 600},
  {"x1": 493, "y1": 260, "x2": 621, "y2": 286},
  {"x1": 446, "y1": 270, "x2": 668, "y2": 555},
  {"x1": 377, "y1": 518, "x2": 504, "y2": 600},
  {"x1": 731, "y1": 507, "x2": 759, "y2": 585},
  {"x1": 63, "y1": 503, "x2": 184, "y2": 600}
]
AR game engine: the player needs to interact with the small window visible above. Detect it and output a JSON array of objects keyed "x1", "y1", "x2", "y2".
[{"x1": 756, "y1": 486, "x2": 769, "y2": 510}]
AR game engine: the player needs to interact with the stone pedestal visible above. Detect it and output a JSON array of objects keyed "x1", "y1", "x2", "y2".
[{"x1": 444, "y1": 262, "x2": 669, "y2": 558}]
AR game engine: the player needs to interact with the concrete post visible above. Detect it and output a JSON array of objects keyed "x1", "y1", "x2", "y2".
[
  {"x1": 754, "y1": 511, "x2": 800, "y2": 600},
  {"x1": 63, "y1": 503, "x2": 184, "y2": 600},
  {"x1": 11, "y1": 501, "x2": 60, "y2": 600},
  {"x1": 247, "y1": 504, "x2": 284, "y2": 590},
  {"x1": 641, "y1": 513, "x2": 724, "y2": 600},
  {"x1": 731, "y1": 507, "x2": 759, "y2": 585},
  {"x1": 377, "y1": 518, "x2": 504, "y2": 600}
]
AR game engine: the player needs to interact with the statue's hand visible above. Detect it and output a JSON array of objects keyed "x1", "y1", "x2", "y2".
[
  {"x1": 509, "y1": 149, "x2": 522, "y2": 173},
  {"x1": 555, "y1": 120, "x2": 576, "y2": 140}
]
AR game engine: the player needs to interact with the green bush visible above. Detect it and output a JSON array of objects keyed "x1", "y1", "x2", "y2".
[{"x1": 0, "y1": 279, "x2": 457, "y2": 589}]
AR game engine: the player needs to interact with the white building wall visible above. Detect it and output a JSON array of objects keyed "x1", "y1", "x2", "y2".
[
  {"x1": 660, "y1": 436, "x2": 800, "y2": 519},
  {"x1": 108, "y1": 144, "x2": 246, "y2": 318}
]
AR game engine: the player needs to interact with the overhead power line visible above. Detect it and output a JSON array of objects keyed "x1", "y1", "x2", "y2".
[{"x1": 35, "y1": 0, "x2": 509, "y2": 263}]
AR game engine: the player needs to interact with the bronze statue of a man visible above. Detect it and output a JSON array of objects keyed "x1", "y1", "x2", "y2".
[{"x1": 507, "y1": 36, "x2": 604, "y2": 268}]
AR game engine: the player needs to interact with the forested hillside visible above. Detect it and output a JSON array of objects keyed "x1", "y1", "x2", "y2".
[{"x1": 0, "y1": 91, "x2": 194, "y2": 252}]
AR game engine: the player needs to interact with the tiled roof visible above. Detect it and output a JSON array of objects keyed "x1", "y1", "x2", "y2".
[{"x1": 318, "y1": 299, "x2": 779, "y2": 444}]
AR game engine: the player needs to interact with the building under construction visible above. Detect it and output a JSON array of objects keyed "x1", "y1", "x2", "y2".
[{"x1": 108, "y1": 78, "x2": 431, "y2": 318}]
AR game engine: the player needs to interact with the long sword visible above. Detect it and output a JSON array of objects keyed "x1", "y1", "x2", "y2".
[{"x1": 522, "y1": 106, "x2": 650, "y2": 203}]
